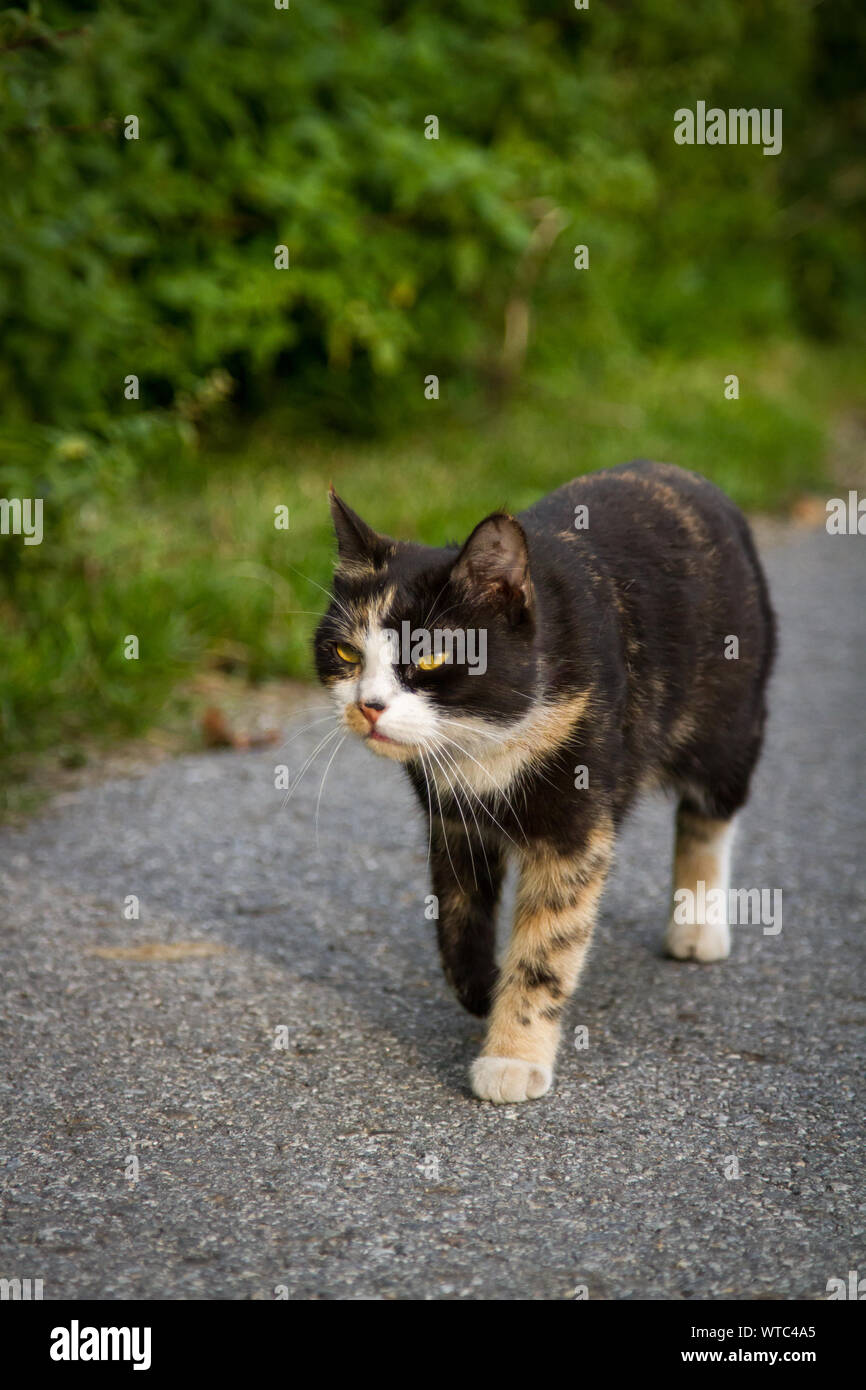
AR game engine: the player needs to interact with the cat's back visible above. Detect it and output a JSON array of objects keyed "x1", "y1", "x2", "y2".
[
  {"x1": 519, "y1": 459, "x2": 775, "y2": 701},
  {"x1": 520, "y1": 458, "x2": 747, "y2": 553},
  {"x1": 519, "y1": 460, "x2": 770, "y2": 613}
]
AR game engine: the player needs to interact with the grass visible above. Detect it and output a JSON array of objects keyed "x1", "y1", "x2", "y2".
[{"x1": 1, "y1": 338, "x2": 859, "y2": 817}]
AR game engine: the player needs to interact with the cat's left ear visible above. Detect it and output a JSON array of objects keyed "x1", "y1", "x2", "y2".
[
  {"x1": 451, "y1": 513, "x2": 532, "y2": 614},
  {"x1": 328, "y1": 487, "x2": 393, "y2": 566}
]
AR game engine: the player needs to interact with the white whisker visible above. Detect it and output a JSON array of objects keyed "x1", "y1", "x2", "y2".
[
  {"x1": 433, "y1": 743, "x2": 494, "y2": 879},
  {"x1": 432, "y1": 735, "x2": 524, "y2": 849},
  {"x1": 271, "y1": 711, "x2": 341, "y2": 755},
  {"x1": 434, "y1": 731, "x2": 528, "y2": 842},
  {"x1": 426, "y1": 745, "x2": 464, "y2": 892},
  {"x1": 426, "y1": 743, "x2": 478, "y2": 890},
  {"x1": 417, "y1": 750, "x2": 435, "y2": 867},
  {"x1": 281, "y1": 724, "x2": 342, "y2": 808},
  {"x1": 315, "y1": 734, "x2": 347, "y2": 846},
  {"x1": 287, "y1": 562, "x2": 357, "y2": 628}
]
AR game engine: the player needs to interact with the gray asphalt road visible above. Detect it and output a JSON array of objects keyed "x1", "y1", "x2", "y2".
[{"x1": 1, "y1": 525, "x2": 864, "y2": 1301}]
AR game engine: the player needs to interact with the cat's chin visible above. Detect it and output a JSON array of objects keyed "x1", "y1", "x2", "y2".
[{"x1": 362, "y1": 732, "x2": 416, "y2": 763}]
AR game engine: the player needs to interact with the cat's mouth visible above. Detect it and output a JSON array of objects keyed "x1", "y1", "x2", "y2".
[
  {"x1": 340, "y1": 702, "x2": 417, "y2": 760},
  {"x1": 362, "y1": 726, "x2": 416, "y2": 762}
]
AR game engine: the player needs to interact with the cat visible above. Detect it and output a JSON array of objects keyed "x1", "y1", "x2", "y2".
[{"x1": 313, "y1": 460, "x2": 776, "y2": 1103}]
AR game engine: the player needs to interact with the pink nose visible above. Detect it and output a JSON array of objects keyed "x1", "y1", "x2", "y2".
[{"x1": 359, "y1": 701, "x2": 385, "y2": 727}]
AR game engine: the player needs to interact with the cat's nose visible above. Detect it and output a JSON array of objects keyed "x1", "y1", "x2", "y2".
[{"x1": 359, "y1": 700, "x2": 386, "y2": 726}]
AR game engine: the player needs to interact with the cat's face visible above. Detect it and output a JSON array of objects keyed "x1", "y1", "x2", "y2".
[{"x1": 313, "y1": 490, "x2": 538, "y2": 764}]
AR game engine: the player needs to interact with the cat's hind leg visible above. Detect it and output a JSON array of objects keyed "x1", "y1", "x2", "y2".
[{"x1": 664, "y1": 800, "x2": 735, "y2": 962}]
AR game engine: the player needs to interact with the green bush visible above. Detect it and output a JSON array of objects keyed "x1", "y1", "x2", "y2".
[
  {"x1": 0, "y1": 1, "x2": 863, "y2": 787},
  {"x1": 1, "y1": 0, "x2": 862, "y2": 433}
]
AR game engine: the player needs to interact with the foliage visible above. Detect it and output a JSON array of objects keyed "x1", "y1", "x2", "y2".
[{"x1": 0, "y1": 1, "x2": 863, "y2": 789}]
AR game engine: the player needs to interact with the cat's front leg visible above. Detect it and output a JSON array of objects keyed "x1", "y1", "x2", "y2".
[
  {"x1": 471, "y1": 825, "x2": 613, "y2": 1103},
  {"x1": 430, "y1": 820, "x2": 506, "y2": 1018}
]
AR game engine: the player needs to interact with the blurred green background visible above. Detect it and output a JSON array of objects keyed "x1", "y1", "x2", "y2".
[{"x1": 1, "y1": 0, "x2": 864, "y2": 802}]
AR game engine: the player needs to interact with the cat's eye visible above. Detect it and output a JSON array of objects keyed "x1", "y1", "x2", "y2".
[
  {"x1": 416, "y1": 650, "x2": 450, "y2": 672},
  {"x1": 335, "y1": 643, "x2": 361, "y2": 665}
]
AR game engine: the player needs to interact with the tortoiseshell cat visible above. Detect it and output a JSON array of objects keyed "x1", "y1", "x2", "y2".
[{"x1": 314, "y1": 461, "x2": 775, "y2": 1103}]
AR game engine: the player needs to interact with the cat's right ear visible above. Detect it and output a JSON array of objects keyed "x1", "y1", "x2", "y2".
[{"x1": 328, "y1": 487, "x2": 392, "y2": 566}]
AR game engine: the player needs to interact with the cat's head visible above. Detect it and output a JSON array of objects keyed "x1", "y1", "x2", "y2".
[{"x1": 313, "y1": 489, "x2": 538, "y2": 762}]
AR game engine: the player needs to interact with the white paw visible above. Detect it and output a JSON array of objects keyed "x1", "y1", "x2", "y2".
[
  {"x1": 664, "y1": 917, "x2": 731, "y2": 962},
  {"x1": 470, "y1": 1056, "x2": 553, "y2": 1104}
]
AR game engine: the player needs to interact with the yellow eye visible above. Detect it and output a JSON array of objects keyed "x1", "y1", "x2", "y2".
[
  {"x1": 416, "y1": 650, "x2": 450, "y2": 672},
  {"x1": 336, "y1": 643, "x2": 361, "y2": 664}
]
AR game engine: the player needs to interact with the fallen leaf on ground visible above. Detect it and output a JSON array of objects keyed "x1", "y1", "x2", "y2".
[
  {"x1": 201, "y1": 706, "x2": 236, "y2": 747},
  {"x1": 202, "y1": 705, "x2": 279, "y2": 750},
  {"x1": 789, "y1": 494, "x2": 827, "y2": 527}
]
